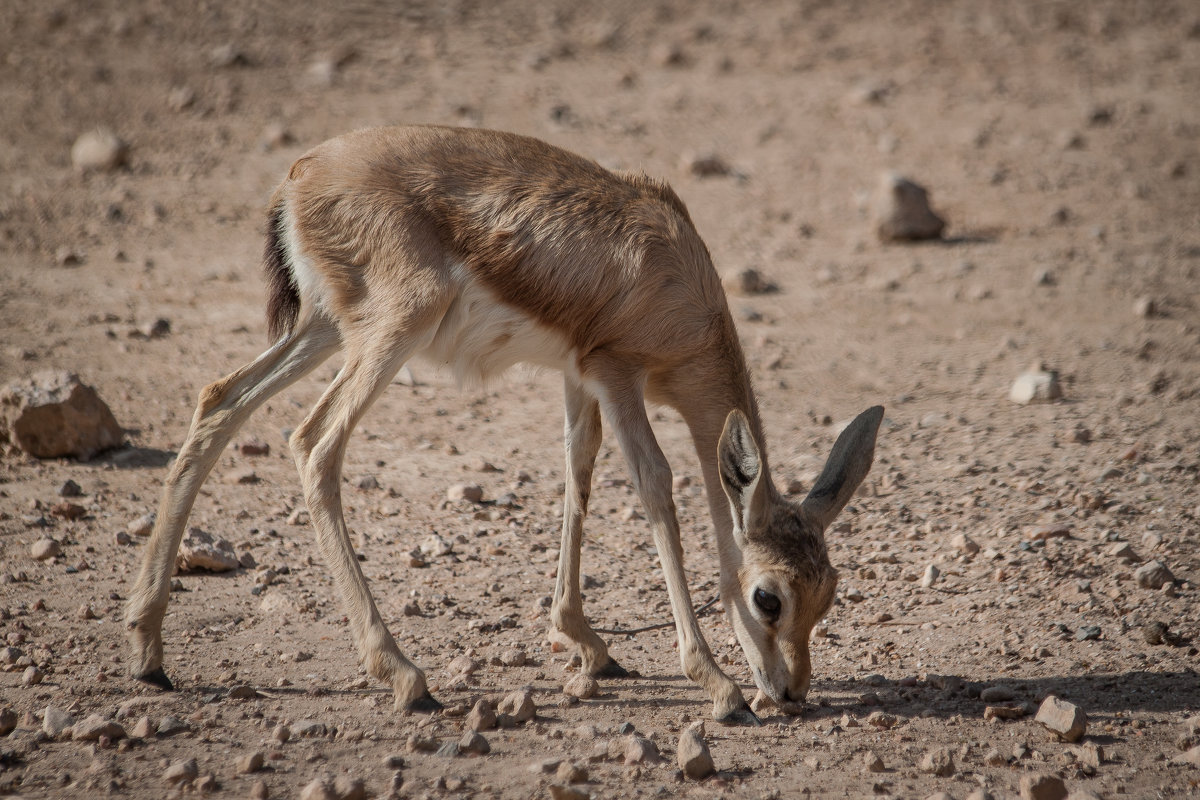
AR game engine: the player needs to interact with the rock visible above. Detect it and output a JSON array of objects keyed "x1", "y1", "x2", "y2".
[
  {"x1": 874, "y1": 172, "x2": 945, "y2": 242},
  {"x1": 1109, "y1": 542, "x2": 1139, "y2": 562},
  {"x1": 43, "y1": 707, "x2": 76, "y2": 737},
  {"x1": 58, "y1": 479, "x2": 82, "y2": 497},
  {"x1": 1010, "y1": 366, "x2": 1063, "y2": 404},
  {"x1": 22, "y1": 666, "x2": 43, "y2": 686},
  {"x1": 467, "y1": 699, "x2": 497, "y2": 731},
  {"x1": 1133, "y1": 296, "x2": 1157, "y2": 318},
  {"x1": 979, "y1": 685, "x2": 1017, "y2": 702},
  {"x1": 333, "y1": 776, "x2": 367, "y2": 800},
  {"x1": 0, "y1": 707, "x2": 17, "y2": 736},
  {"x1": 447, "y1": 483, "x2": 484, "y2": 503},
  {"x1": 865, "y1": 711, "x2": 899, "y2": 729},
  {"x1": 71, "y1": 128, "x2": 128, "y2": 172},
  {"x1": 158, "y1": 715, "x2": 190, "y2": 736},
  {"x1": 1071, "y1": 742, "x2": 1104, "y2": 768},
  {"x1": 984, "y1": 704, "x2": 1030, "y2": 720},
  {"x1": 0, "y1": 371, "x2": 123, "y2": 459},
  {"x1": 406, "y1": 733, "x2": 439, "y2": 753},
  {"x1": 951, "y1": 532, "x2": 980, "y2": 555},
  {"x1": 1134, "y1": 560, "x2": 1174, "y2": 590},
  {"x1": 685, "y1": 152, "x2": 731, "y2": 178},
  {"x1": 298, "y1": 775, "x2": 337, "y2": 800},
  {"x1": 73, "y1": 714, "x2": 126, "y2": 741},
  {"x1": 1035, "y1": 695, "x2": 1087, "y2": 742},
  {"x1": 459, "y1": 730, "x2": 490, "y2": 755},
  {"x1": 238, "y1": 439, "x2": 270, "y2": 456},
  {"x1": 176, "y1": 528, "x2": 240, "y2": 572},
  {"x1": 1176, "y1": 745, "x2": 1200, "y2": 766},
  {"x1": 293, "y1": 719, "x2": 329, "y2": 738},
  {"x1": 420, "y1": 533, "x2": 453, "y2": 558},
  {"x1": 30, "y1": 538, "x2": 62, "y2": 561},
  {"x1": 921, "y1": 564, "x2": 940, "y2": 588},
  {"x1": 555, "y1": 761, "x2": 588, "y2": 784},
  {"x1": 863, "y1": 750, "x2": 885, "y2": 773},
  {"x1": 548, "y1": 785, "x2": 590, "y2": 800},
  {"x1": 499, "y1": 648, "x2": 527, "y2": 667},
  {"x1": 1143, "y1": 621, "x2": 1169, "y2": 645},
  {"x1": 272, "y1": 724, "x2": 291, "y2": 743},
  {"x1": 1020, "y1": 773, "x2": 1068, "y2": 800},
  {"x1": 983, "y1": 748, "x2": 1006, "y2": 766},
  {"x1": 236, "y1": 751, "x2": 265, "y2": 774},
  {"x1": 355, "y1": 474, "x2": 380, "y2": 491},
  {"x1": 623, "y1": 735, "x2": 662, "y2": 765},
  {"x1": 563, "y1": 674, "x2": 599, "y2": 699},
  {"x1": 919, "y1": 747, "x2": 955, "y2": 776},
  {"x1": 128, "y1": 513, "x2": 155, "y2": 537},
  {"x1": 228, "y1": 684, "x2": 260, "y2": 700},
  {"x1": 677, "y1": 725, "x2": 715, "y2": 779},
  {"x1": 498, "y1": 688, "x2": 536, "y2": 722},
  {"x1": 164, "y1": 758, "x2": 199, "y2": 785},
  {"x1": 131, "y1": 715, "x2": 155, "y2": 738},
  {"x1": 722, "y1": 268, "x2": 775, "y2": 296},
  {"x1": 435, "y1": 741, "x2": 460, "y2": 758}
]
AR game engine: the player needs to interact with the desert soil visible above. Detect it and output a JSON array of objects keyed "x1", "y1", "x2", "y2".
[{"x1": 2, "y1": 1, "x2": 1199, "y2": 798}]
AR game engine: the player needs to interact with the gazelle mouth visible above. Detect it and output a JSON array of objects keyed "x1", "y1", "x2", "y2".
[{"x1": 751, "y1": 669, "x2": 807, "y2": 716}]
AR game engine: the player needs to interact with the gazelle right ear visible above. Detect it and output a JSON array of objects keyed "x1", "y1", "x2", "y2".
[
  {"x1": 800, "y1": 406, "x2": 884, "y2": 531},
  {"x1": 718, "y1": 409, "x2": 763, "y2": 537}
]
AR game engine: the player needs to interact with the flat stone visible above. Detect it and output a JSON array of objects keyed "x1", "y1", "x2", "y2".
[
  {"x1": 158, "y1": 715, "x2": 190, "y2": 736},
  {"x1": 979, "y1": 685, "x2": 1017, "y2": 702},
  {"x1": 1035, "y1": 695, "x2": 1086, "y2": 742},
  {"x1": 447, "y1": 483, "x2": 484, "y2": 503},
  {"x1": 72, "y1": 714, "x2": 126, "y2": 741}
]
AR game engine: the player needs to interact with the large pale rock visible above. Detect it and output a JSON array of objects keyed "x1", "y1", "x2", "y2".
[
  {"x1": 1134, "y1": 560, "x2": 1174, "y2": 590},
  {"x1": 1010, "y1": 366, "x2": 1063, "y2": 404},
  {"x1": 71, "y1": 129, "x2": 128, "y2": 172},
  {"x1": 176, "y1": 528, "x2": 240, "y2": 572},
  {"x1": 677, "y1": 725, "x2": 715, "y2": 779},
  {"x1": 874, "y1": 172, "x2": 945, "y2": 242},
  {"x1": 42, "y1": 707, "x2": 76, "y2": 738},
  {"x1": 1035, "y1": 695, "x2": 1087, "y2": 742},
  {"x1": 0, "y1": 371, "x2": 123, "y2": 459}
]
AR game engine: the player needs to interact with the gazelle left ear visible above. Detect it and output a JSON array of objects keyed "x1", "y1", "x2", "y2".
[
  {"x1": 801, "y1": 406, "x2": 884, "y2": 530},
  {"x1": 718, "y1": 409, "x2": 764, "y2": 538}
]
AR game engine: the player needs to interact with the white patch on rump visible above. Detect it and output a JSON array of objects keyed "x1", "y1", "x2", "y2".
[
  {"x1": 421, "y1": 277, "x2": 573, "y2": 387},
  {"x1": 281, "y1": 205, "x2": 329, "y2": 316}
]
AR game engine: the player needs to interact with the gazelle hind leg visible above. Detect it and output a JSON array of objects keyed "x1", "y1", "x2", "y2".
[
  {"x1": 288, "y1": 319, "x2": 445, "y2": 712},
  {"x1": 126, "y1": 317, "x2": 341, "y2": 686},
  {"x1": 594, "y1": 367, "x2": 756, "y2": 724},
  {"x1": 549, "y1": 376, "x2": 628, "y2": 678}
]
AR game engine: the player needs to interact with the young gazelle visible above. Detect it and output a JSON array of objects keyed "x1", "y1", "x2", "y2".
[{"x1": 125, "y1": 126, "x2": 883, "y2": 725}]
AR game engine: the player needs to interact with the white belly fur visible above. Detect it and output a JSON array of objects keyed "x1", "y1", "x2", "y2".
[{"x1": 421, "y1": 277, "x2": 573, "y2": 387}]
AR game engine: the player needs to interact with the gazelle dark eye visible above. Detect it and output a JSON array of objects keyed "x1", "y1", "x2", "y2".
[{"x1": 753, "y1": 588, "x2": 781, "y2": 619}]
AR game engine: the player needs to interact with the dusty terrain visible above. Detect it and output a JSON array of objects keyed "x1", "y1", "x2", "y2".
[{"x1": 2, "y1": 1, "x2": 1199, "y2": 798}]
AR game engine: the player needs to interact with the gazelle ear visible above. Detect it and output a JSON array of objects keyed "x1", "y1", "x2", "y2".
[
  {"x1": 801, "y1": 406, "x2": 884, "y2": 531},
  {"x1": 718, "y1": 409, "x2": 764, "y2": 538}
]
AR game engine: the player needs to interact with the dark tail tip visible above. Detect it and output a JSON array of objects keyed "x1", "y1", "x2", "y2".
[{"x1": 264, "y1": 204, "x2": 300, "y2": 343}]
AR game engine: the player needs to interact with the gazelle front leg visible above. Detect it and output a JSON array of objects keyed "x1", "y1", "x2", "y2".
[
  {"x1": 289, "y1": 339, "x2": 440, "y2": 712},
  {"x1": 549, "y1": 377, "x2": 628, "y2": 678},
  {"x1": 597, "y1": 374, "x2": 758, "y2": 725}
]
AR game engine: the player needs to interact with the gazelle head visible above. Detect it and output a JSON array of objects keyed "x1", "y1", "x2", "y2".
[{"x1": 718, "y1": 406, "x2": 883, "y2": 710}]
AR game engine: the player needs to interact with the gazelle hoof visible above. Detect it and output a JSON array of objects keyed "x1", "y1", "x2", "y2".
[
  {"x1": 135, "y1": 667, "x2": 175, "y2": 692},
  {"x1": 406, "y1": 691, "x2": 443, "y2": 713},
  {"x1": 716, "y1": 702, "x2": 761, "y2": 727},
  {"x1": 594, "y1": 658, "x2": 632, "y2": 679}
]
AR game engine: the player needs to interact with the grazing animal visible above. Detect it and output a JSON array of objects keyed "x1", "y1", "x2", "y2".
[{"x1": 125, "y1": 126, "x2": 883, "y2": 724}]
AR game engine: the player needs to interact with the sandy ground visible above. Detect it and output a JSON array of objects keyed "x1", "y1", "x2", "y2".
[{"x1": 2, "y1": 1, "x2": 1199, "y2": 798}]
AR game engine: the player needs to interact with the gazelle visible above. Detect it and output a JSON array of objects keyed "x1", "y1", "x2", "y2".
[{"x1": 125, "y1": 125, "x2": 883, "y2": 725}]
